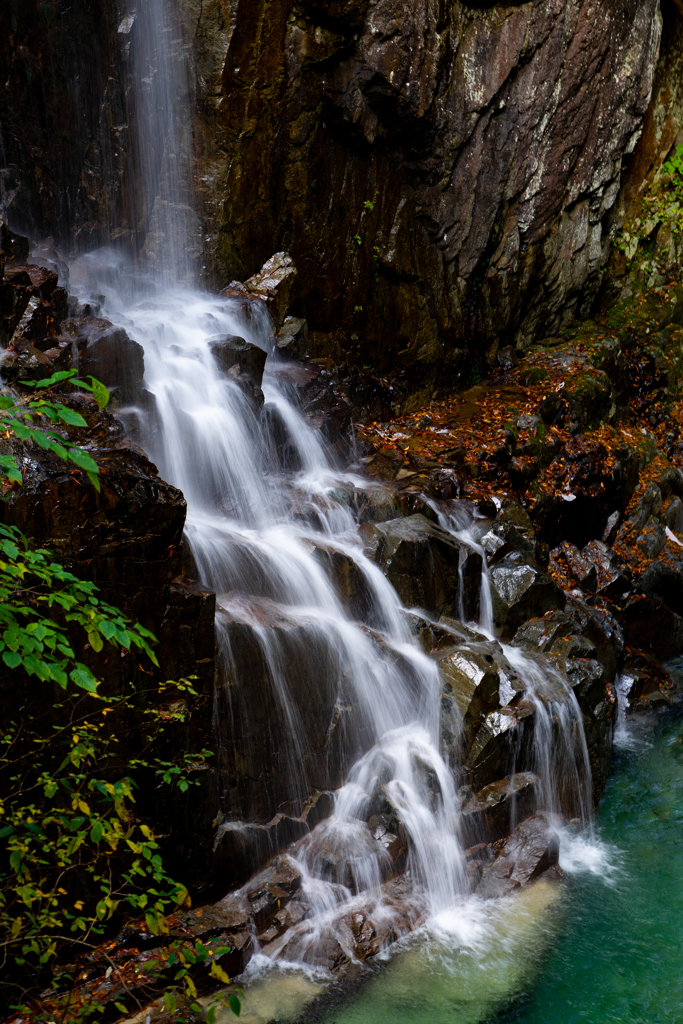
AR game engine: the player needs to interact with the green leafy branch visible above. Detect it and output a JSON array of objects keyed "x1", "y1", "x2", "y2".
[
  {"x1": 0, "y1": 370, "x2": 110, "y2": 492},
  {"x1": 0, "y1": 522, "x2": 157, "y2": 689}
]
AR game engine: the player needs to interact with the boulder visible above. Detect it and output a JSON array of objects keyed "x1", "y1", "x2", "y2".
[
  {"x1": 619, "y1": 593, "x2": 683, "y2": 659},
  {"x1": 637, "y1": 556, "x2": 683, "y2": 618},
  {"x1": 373, "y1": 513, "x2": 479, "y2": 620},
  {"x1": 512, "y1": 613, "x2": 575, "y2": 654},
  {"x1": 464, "y1": 707, "x2": 528, "y2": 792},
  {"x1": 438, "y1": 642, "x2": 525, "y2": 762},
  {"x1": 242, "y1": 252, "x2": 296, "y2": 327},
  {"x1": 208, "y1": 333, "x2": 267, "y2": 387},
  {"x1": 59, "y1": 316, "x2": 144, "y2": 402},
  {"x1": 488, "y1": 553, "x2": 566, "y2": 640},
  {"x1": 290, "y1": 818, "x2": 386, "y2": 890},
  {"x1": 459, "y1": 773, "x2": 538, "y2": 847},
  {"x1": 1, "y1": 223, "x2": 30, "y2": 262},
  {"x1": 276, "y1": 316, "x2": 309, "y2": 358},
  {"x1": 476, "y1": 816, "x2": 561, "y2": 899}
]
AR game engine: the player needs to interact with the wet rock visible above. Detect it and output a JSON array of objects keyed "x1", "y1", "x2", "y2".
[
  {"x1": 512, "y1": 614, "x2": 575, "y2": 655},
  {"x1": 373, "y1": 514, "x2": 478, "y2": 620},
  {"x1": 476, "y1": 816, "x2": 560, "y2": 899},
  {"x1": 580, "y1": 540, "x2": 633, "y2": 599},
  {"x1": 266, "y1": 877, "x2": 426, "y2": 969},
  {"x1": 489, "y1": 553, "x2": 566, "y2": 640},
  {"x1": 637, "y1": 557, "x2": 683, "y2": 618},
  {"x1": 438, "y1": 643, "x2": 524, "y2": 762},
  {"x1": 198, "y1": 0, "x2": 660, "y2": 378},
  {"x1": 549, "y1": 633, "x2": 597, "y2": 661},
  {"x1": 635, "y1": 516, "x2": 667, "y2": 559},
  {"x1": 213, "y1": 792, "x2": 334, "y2": 893},
  {"x1": 658, "y1": 466, "x2": 683, "y2": 500},
  {"x1": 208, "y1": 333, "x2": 267, "y2": 388},
  {"x1": 353, "y1": 483, "x2": 401, "y2": 524},
  {"x1": 620, "y1": 593, "x2": 683, "y2": 659},
  {"x1": 603, "y1": 510, "x2": 621, "y2": 546},
  {"x1": 242, "y1": 252, "x2": 296, "y2": 327},
  {"x1": 276, "y1": 316, "x2": 309, "y2": 358},
  {"x1": 313, "y1": 542, "x2": 374, "y2": 620},
  {"x1": 459, "y1": 773, "x2": 538, "y2": 847},
  {"x1": 623, "y1": 650, "x2": 676, "y2": 708},
  {"x1": 497, "y1": 346, "x2": 518, "y2": 371},
  {"x1": 660, "y1": 495, "x2": 683, "y2": 534},
  {"x1": 548, "y1": 541, "x2": 598, "y2": 593},
  {"x1": 464, "y1": 708, "x2": 526, "y2": 792},
  {"x1": 618, "y1": 482, "x2": 663, "y2": 540},
  {"x1": 290, "y1": 819, "x2": 385, "y2": 890},
  {"x1": 407, "y1": 612, "x2": 482, "y2": 654},
  {"x1": 1, "y1": 223, "x2": 30, "y2": 263},
  {"x1": 5, "y1": 261, "x2": 58, "y2": 298},
  {"x1": 59, "y1": 316, "x2": 144, "y2": 402},
  {"x1": 178, "y1": 902, "x2": 250, "y2": 937}
]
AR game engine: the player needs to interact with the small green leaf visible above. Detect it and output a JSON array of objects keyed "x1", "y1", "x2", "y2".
[
  {"x1": 229, "y1": 993, "x2": 242, "y2": 1017},
  {"x1": 56, "y1": 407, "x2": 88, "y2": 427},
  {"x1": 2, "y1": 651, "x2": 22, "y2": 669},
  {"x1": 20, "y1": 370, "x2": 78, "y2": 388},
  {"x1": 67, "y1": 447, "x2": 99, "y2": 475},
  {"x1": 70, "y1": 665, "x2": 99, "y2": 693},
  {"x1": 89, "y1": 378, "x2": 110, "y2": 411}
]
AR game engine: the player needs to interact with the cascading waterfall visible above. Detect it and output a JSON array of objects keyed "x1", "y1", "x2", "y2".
[
  {"x1": 69, "y1": 0, "x2": 599, "y2": 973},
  {"x1": 108, "y1": 288, "x2": 468, "y2": 923}
]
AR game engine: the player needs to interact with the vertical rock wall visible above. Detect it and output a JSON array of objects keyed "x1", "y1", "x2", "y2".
[
  {"x1": 0, "y1": 0, "x2": 666, "y2": 377},
  {"x1": 193, "y1": 0, "x2": 662, "y2": 376}
]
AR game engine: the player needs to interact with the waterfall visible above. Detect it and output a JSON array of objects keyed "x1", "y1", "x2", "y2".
[
  {"x1": 107, "y1": 288, "x2": 467, "y2": 922},
  {"x1": 65, "y1": 0, "x2": 598, "y2": 969}
]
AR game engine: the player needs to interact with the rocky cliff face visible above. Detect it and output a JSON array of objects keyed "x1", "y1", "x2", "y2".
[
  {"x1": 193, "y1": 0, "x2": 662, "y2": 381},
  {"x1": 1, "y1": 0, "x2": 664, "y2": 382}
]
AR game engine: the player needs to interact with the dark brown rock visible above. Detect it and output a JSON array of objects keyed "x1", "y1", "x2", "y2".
[
  {"x1": 476, "y1": 816, "x2": 560, "y2": 899},
  {"x1": 195, "y1": 0, "x2": 660, "y2": 378},
  {"x1": 459, "y1": 773, "x2": 538, "y2": 847},
  {"x1": 208, "y1": 334, "x2": 267, "y2": 387},
  {"x1": 489, "y1": 553, "x2": 566, "y2": 640},
  {"x1": 373, "y1": 513, "x2": 480, "y2": 620},
  {"x1": 60, "y1": 317, "x2": 145, "y2": 401}
]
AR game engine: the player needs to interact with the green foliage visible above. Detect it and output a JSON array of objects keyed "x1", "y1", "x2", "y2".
[
  {"x1": 0, "y1": 523, "x2": 157, "y2": 687},
  {"x1": 0, "y1": 370, "x2": 110, "y2": 491},
  {"x1": 662, "y1": 144, "x2": 683, "y2": 179},
  {"x1": 615, "y1": 145, "x2": 683, "y2": 272},
  {"x1": 0, "y1": 690, "x2": 193, "y2": 966},
  {"x1": 0, "y1": 369, "x2": 237, "y2": 1021}
]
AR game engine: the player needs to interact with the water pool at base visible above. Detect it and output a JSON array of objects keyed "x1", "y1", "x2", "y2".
[
  {"x1": 298, "y1": 707, "x2": 683, "y2": 1024},
  {"x1": 494, "y1": 707, "x2": 683, "y2": 1024}
]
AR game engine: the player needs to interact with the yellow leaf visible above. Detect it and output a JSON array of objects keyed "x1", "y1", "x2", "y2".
[
  {"x1": 185, "y1": 976, "x2": 197, "y2": 999},
  {"x1": 139, "y1": 824, "x2": 153, "y2": 840},
  {"x1": 86, "y1": 629, "x2": 103, "y2": 652},
  {"x1": 78, "y1": 800, "x2": 90, "y2": 815},
  {"x1": 210, "y1": 963, "x2": 231, "y2": 985}
]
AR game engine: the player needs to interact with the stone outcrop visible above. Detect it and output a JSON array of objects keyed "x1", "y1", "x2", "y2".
[{"x1": 475, "y1": 815, "x2": 561, "y2": 899}]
